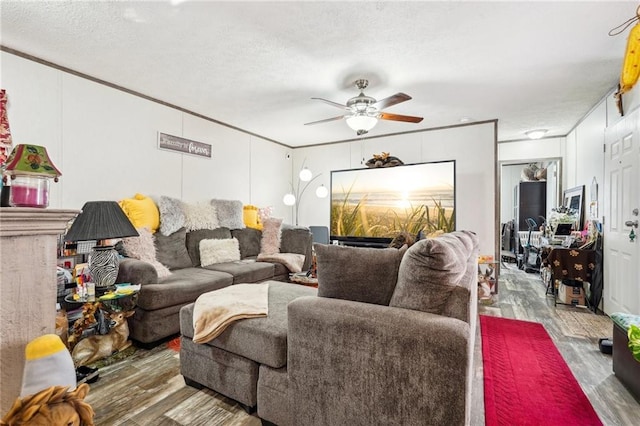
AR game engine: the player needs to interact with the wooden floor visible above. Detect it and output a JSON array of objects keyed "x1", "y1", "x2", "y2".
[{"x1": 86, "y1": 264, "x2": 640, "y2": 425}]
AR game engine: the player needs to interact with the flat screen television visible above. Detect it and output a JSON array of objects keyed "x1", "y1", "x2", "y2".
[{"x1": 330, "y1": 160, "x2": 456, "y2": 247}]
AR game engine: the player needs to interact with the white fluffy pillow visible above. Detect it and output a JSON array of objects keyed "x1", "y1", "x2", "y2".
[
  {"x1": 121, "y1": 227, "x2": 172, "y2": 278},
  {"x1": 199, "y1": 238, "x2": 241, "y2": 266},
  {"x1": 183, "y1": 201, "x2": 219, "y2": 231}
]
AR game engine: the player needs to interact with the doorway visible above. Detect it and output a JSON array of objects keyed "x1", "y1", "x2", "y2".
[{"x1": 499, "y1": 159, "x2": 562, "y2": 261}]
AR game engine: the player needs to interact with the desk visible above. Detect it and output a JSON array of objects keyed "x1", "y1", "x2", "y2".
[{"x1": 543, "y1": 248, "x2": 596, "y2": 307}]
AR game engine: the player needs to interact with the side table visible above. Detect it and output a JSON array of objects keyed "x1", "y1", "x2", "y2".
[{"x1": 65, "y1": 287, "x2": 139, "y2": 350}]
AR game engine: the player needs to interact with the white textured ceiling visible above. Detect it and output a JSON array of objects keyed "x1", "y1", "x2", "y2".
[{"x1": 0, "y1": 1, "x2": 636, "y2": 146}]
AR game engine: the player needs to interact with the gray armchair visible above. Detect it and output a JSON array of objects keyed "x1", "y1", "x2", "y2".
[{"x1": 282, "y1": 231, "x2": 479, "y2": 425}]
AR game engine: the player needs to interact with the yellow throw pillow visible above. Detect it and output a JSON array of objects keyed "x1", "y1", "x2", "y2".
[
  {"x1": 119, "y1": 193, "x2": 160, "y2": 233},
  {"x1": 243, "y1": 205, "x2": 262, "y2": 230}
]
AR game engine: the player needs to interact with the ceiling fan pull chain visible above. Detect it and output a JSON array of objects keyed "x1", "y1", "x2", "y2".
[{"x1": 609, "y1": 8, "x2": 640, "y2": 36}]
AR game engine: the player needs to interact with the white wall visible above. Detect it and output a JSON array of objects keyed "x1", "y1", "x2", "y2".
[
  {"x1": 3, "y1": 51, "x2": 496, "y2": 255},
  {"x1": 498, "y1": 137, "x2": 566, "y2": 164},
  {"x1": 1, "y1": 51, "x2": 291, "y2": 214},
  {"x1": 567, "y1": 100, "x2": 606, "y2": 222},
  {"x1": 500, "y1": 164, "x2": 523, "y2": 224},
  {"x1": 293, "y1": 122, "x2": 498, "y2": 256}
]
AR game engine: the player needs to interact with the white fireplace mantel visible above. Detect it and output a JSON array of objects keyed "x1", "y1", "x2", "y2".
[{"x1": 0, "y1": 207, "x2": 79, "y2": 415}]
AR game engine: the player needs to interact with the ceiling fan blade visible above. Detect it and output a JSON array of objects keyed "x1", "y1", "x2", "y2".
[
  {"x1": 304, "y1": 115, "x2": 346, "y2": 126},
  {"x1": 311, "y1": 97, "x2": 349, "y2": 110},
  {"x1": 379, "y1": 112, "x2": 423, "y2": 123},
  {"x1": 373, "y1": 92, "x2": 411, "y2": 110}
]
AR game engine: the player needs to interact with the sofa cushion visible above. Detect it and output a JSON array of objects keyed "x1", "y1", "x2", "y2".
[
  {"x1": 260, "y1": 217, "x2": 283, "y2": 255},
  {"x1": 186, "y1": 227, "x2": 232, "y2": 266},
  {"x1": 280, "y1": 225, "x2": 312, "y2": 255},
  {"x1": 183, "y1": 201, "x2": 219, "y2": 231},
  {"x1": 158, "y1": 195, "x2": 185, "y2": 236},
  {"x1": 119, "y1": 193, "x2": 160, "y2": 233},
  {"x1": 243, "y1": 205, "x2": 262, "y2": 230},
  {"x1": 203, "y1": 260, "x2": 274, "y2": 284},
  {"x1": 154, "y1": 227, "x2": 193, "y2": 270},
  {"x1": 180, "y1": 281, "x2": 316, "y2": 368},
  {"x1": 272, "y1": 261, "x2": 288, "y2": 278},
  {"x1": 200, "y1": 238, "x2": 241, "y2": 266},
  {"x1": 211, "y1": 199, "x2": 245, "y2": 229},
  {"x1": 281, "y1": 226, "x2": 313, "y2": 271},
  {"x1": 137, "y1": 267, "x2": 233, "y2": 310},
  {"x1": 389, "y1": 231, "x2": 477, "y2": 315},
  {"x1": 315, "y1": 244, "x2": 406, "y2": 306},
  {"x1": 121, "y1": 227, "x2": 171, "y2": 278},
  {"x1": 231, "y1": 228, "x2": 262, "y2": 259}
]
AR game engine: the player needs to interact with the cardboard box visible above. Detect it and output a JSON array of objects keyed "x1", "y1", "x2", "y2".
[{"x1": 558, "y1": 282, "x2": 586, "y2": 305}]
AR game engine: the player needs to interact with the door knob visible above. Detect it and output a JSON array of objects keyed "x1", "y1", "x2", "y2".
[{"x1": 625, "y1": 220, "x2": 639, "y2": 228}]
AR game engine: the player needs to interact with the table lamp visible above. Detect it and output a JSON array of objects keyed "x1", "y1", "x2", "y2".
[
  {"x1": 64, "y1": 201, "x2": 139, "y2": 290},
  {"x1": 2, "y1": 144, "x2": 62, "y2": 208}
]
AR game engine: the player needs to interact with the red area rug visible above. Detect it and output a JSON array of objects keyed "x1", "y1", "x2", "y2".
[{"x1": 480, "y1": 315, "x2": 602, "y2": 426}]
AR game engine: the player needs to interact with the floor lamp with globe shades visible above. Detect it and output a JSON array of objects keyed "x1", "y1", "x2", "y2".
[{"x1": 283, "y1": 163, "x2": 328, "y2": 226}]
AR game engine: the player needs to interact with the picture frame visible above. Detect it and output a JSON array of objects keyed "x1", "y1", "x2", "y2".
[{"x1": 563, "y1": 185, "x2": 584, "y2": 231}]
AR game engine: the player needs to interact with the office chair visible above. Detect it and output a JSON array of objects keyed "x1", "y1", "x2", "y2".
[
  {"x1": 523, "y1": 218, "x2": 542, "y2": 273},
  {"x1": 309, "y1": 226, "x2": 330, "y2": 245}
]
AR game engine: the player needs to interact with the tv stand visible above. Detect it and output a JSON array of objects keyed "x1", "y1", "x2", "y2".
[{"x1": 337, "y1": 240, "x2": 390, "y2": 249}]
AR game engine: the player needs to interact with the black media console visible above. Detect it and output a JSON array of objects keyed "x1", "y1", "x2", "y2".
[{"x1": 332, "y1": 237, "x2": 390, "y2": 249}]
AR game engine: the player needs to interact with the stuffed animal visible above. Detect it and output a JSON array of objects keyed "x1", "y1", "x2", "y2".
[
  {"x1": 72, "y1": 310, "x2": 134, "y2": 367},
  {"x1": 1, "y1": 334, "x2": 95, "y2": 425},
  {"x1": 365, "y1": 152, "x2": 404, "y2": 168},
  {"x1": 389, "y1": 231, "x2": 415, "y2": 249},
  {"x1": 1, "y1": 384, "x2": 94, "y2": 426}
]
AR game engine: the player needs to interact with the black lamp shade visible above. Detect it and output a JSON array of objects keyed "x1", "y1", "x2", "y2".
[{"x1": 64, "y1": 201, "x2": 139, "y2": 242}]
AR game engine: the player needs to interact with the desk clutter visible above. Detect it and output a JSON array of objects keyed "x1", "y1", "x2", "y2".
[
  {"x1": 56, "y1": 248, "x2": 141, "y2": 369},
  {"x1": 541, "y1": 245, "x2": 601, "y2": 310}
]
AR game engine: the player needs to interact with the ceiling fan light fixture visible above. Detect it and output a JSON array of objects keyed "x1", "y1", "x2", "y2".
[
  {"x1": 346, "y1": 114, "x2": 378, "y2": 133},
  {"x1": 525, "y1": 129, "x2": 548, "y2": 140}
]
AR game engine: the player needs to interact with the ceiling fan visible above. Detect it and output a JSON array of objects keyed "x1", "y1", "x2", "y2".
[{"x1": 305, "y1": 79, "x2": 423, "y2": 136}]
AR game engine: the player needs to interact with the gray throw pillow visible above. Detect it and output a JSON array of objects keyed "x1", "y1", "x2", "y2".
[
  {"x1": 211, "y1": 199, "x2": 245, "y2": 229},
  {"x1": 154, "y1": 227, "x2": 193, "y2": 270},
  {"x1": 231, "y1": 228, "x2": 262, "y2": 258},
  {"x1": 281, "y1": 225, "x2": 312, "y2": 255},
  {"x1": 186, "y1": 227, "x2": 232, "y2": 266},
  {"x1": 158, "y1": 196, "x2": 185, "y2": 236},
  {"x1": 389, "y1": 231, "x2": 478, "y2": 315},
  {"x1": 315, "y1": 244, "x2": 406, "y2": 306}
]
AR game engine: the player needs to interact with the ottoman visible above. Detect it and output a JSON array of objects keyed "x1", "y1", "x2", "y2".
[
  {"x1": 179, "y1": 281, "x2": 316, "y2": 412},
  {"x1": 611, "y1": 312, "x2": 640, "y2": 401}
]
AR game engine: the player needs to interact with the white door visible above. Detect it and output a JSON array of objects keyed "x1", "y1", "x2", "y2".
[{"x1": 603, "y1": 108, "x2": 640, "y2": 315}]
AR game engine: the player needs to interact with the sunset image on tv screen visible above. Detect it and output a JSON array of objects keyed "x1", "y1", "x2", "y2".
[{"x1": 330, "y1": 161, "x2": 455, "y2": 240}]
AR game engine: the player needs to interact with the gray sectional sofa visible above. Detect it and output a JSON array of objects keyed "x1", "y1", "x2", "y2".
[
  {"x1": 116, "y1": 225, "x2": 312, "y2": 345},
  {"x1": 179, "y1": 230, "x2": 479, "y2": 425}
]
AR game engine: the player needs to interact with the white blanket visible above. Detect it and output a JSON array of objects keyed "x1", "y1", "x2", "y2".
[
  {"x1": 192, "y1": 283, "x2": 268, "y2": 344},
  {"x1": 256, "y1": 252, "x2": 305, "y2": 273}
]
